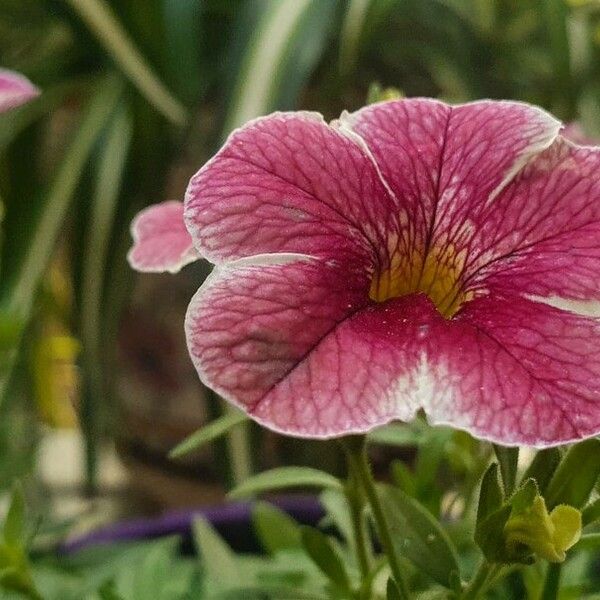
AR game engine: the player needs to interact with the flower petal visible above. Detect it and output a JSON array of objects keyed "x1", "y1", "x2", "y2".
[
  {"x1": 468, "y1": 140, "x2": 600, "y2": 301},
  {"x1": 0, "y1": 69, "x2": 39, "y2": 113},
  {"x1": 428, "y1": 293, "x2": 600, "y2": 447},
  {"x1": 184, "y1": 112, "x2": 400, "y2": 267},
  {"x1": 185, "y1": 257, "x2": 447, "y2": 437},
  {"x1": 128, "y1": 201, "x2": 199, "y2": 273},
  {"x1": 340, "y1": 99, "x2": 560, "y2": 255}
]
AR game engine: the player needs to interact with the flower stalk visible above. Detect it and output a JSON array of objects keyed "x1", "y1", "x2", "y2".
[
  {"x1": 344, "y1": 471, "x2": 372, "y2": 580},
  {"x1": 341, "y1": 436, "x2": 411, "y2": 599}
]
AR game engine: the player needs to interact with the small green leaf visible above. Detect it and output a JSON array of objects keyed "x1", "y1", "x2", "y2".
[
  {"x1": 193, "y1": 517, "x2": 239, "y2": 584},
  {"x1": 3, "y1": 484, "x2": 25, "y2": 547},
  {"x1": 300, "y1": 526, "x2": 351, "y2": 592},
  {"x1": 522, "y1": 448, "x2": 562, "y2": 494},
  {"x1": 493, "y1": 445, "x2": 519, "y2": 496},
  {"x1": 476, "y1": 463, "x2": 502, "y2": 526},
  {"x1": 252, "y1": 502, "x2": 302, "y2": 555},
  {"x1": 170, "y1": 411, "x2": 248, "y2": 459},
  {"x1": 474, "y1": 504, "x2": 513, "y2": 564},
  {"x1": 510, "y1": 479, "x2": 539, "y2": 515},
  {"x1": 546, "y1": 439, "x2": 600, "y2": 509},
  {"x1": 228, "y1": 467, "x2": 342, "y2": 500},
  {"x1": 379, "y1": 484, "x2": 460, "y2": 588}
]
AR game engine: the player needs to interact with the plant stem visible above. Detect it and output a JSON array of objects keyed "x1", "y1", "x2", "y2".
[
  {"x1": 460, "y1": 560, "x2": 498, "y2": 600},
  {"x1": 341, "y1": 436, "x2": 411, "y2": 599},
  {"x1": 541, "y1": 563, "x2": 561, "y2": 600},
  {"x1": 345, "y1": 468, "x2": 372, "y2": 580}
]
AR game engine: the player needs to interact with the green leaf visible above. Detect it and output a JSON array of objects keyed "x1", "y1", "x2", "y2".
[
  {"x1": 1, "y1": 76, "x2": 122, "y2": 319},
  {"x1": 64, "y1": 0, "x2": 187, "y2": 125},
  {"x1": 223, "y1": 0, "x2": 335, "y2": 134},
  {"x1": 368, "y1": 423, "x2": 421, "y2": 447},
  {"x1": 0, "y1": 77, "x2": 122, "y2": 404},
  {"x1": 170, "y1": 411, "x2": 248, "y2": 459},
  {"x1": 3, "y1": 484, "x2": 24, "y2": 547},
  {"x1": 493, "y1": 445, "x2": 519, "y2": 496},
  {"x1": 474, "y1": 504, "x2": 513, "y2": 564},
  {"x1": 476, "y1": 463, "x2": 502, "y2": 526},
  {"x1": 510, "y1": 479, "x2": 539, "y2": 515},
  {"x1": 582, "y1": 498, "x2": 600, "y2": 526},
  {"x1": 522, "y1": 448, "x2": 562, "y2": 494},
  {"x1": 228, "y1": 467, "x2": 342, "y2": 500},
  {"x1": 300, "y1": 526, "x2": 351, "y2": 592},
  {"x1": 79, "y1": 104, "x2": 132, "y2": 487},
  {"x1": 252, "y1": 502, "x2": 302, "y2": 555},
  {"x1": 193, "y1": 517, "x2": 239, "y2": 584},
  {"x1": 390, "y1": 460, "x2": 416, "y2": 497},
  {"x1": 575, "y1": 532, "x2": 600, "y2": 551},
  {"x1": 378, "y1": 484, "x2": 460, "y2": 589},
  {"x1": 339, "y1": 0, "x2": 373, "y2": 76},
  {"x1": 546, "y1": 439, "x2": 600, "y2": 509},
  {"x1": 319, "y1": 490, "x2": 354, "y2": 548}
]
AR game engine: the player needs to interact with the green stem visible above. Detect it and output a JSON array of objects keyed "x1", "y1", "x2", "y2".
[
  {"x1": 461, "y1": 560, "x2": 498, "y2": 600},
  {"x1": 341, "y1": 436, "x2": 411, "y2": 599},
  {"x1": 541, "y1": 563, "x2": 561, "y2": 600},
  {"x1": 345, "y1": 469, "x2": 371, "y2": 581}
]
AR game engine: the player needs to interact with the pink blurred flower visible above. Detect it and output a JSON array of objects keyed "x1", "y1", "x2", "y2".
[
  {"x1": 130, "y1": 99, "x2": 600, "y2": 447},
  {"x1": 0, "y1": 69, "x2": 39, "y2": 113},
  {"x1": 127, "y1": 200, "x2": 198, "y2": 273}
]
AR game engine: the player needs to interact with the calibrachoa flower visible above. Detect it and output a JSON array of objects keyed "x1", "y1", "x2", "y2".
[
  {"x1": 129, "y1": 98, "x2": 600, "y2": 447},
  {"x1": 0, "y1": 69, "x2": 39, "y2": 113}
]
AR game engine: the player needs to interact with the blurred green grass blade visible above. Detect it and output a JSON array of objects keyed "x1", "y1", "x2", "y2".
[
  {"x1": 339, "y1": 0, "x2": 372, "y2": 76},
  {"x1": 79, "y1": 103, "x2": 132, "y2": 488},
  {"x1": 542, "y1": 0, "x2": 575, "y2": 116},
  {"x1": 64, "y1": 0, "x2": 187, "y2": 125},
  {"x1": 169, "y1": 410, "x2": 248, "y2": 459},
  {"x1": 223, "y1": 0, "x2": 336, "y2": 134},
  {"x1": 163, "y1": 0, "x2": 203, "y2": 102},
  {"x1": 2, "y1": 78, "x2": 122, "y2": 317}
]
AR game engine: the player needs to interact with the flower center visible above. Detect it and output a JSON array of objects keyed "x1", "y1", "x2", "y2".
[{"x1": 369, "y1": 243, "x2": 472, "y2": 318}]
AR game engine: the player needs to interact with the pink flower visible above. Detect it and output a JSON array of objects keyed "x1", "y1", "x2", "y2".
[
  {"x1": 0, "y1": 69, "x2": 39, "y2": 113},
  {"x1": 130, "y1": 99, "x2": 600, "y2": 447},
  {"x1": 127, "y1": 200, "x2": 198, "y2": 273}
]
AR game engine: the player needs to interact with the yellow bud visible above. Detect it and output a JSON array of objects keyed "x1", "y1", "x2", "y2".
[{"x1": 504, "y1": 496, "x2": 581, "y2": 563}]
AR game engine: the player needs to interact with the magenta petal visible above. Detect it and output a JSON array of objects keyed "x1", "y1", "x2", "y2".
[
  {"x1": 185, "y1": 257, "x2": 446, "y2": 437},
  {"x1": 431, "y1": 293, "x2": 600, "y2": 447},
  {"x1": 128, "y1": 201, "x2": 199, "y2": 273},
  {"x1": 469, "y1": 139, "x2": 600, "y2": 301},
  {"x1": 341, "y1": 99, "x2": 560, "y2": 252},
  {"x1": 184, "y1": 112, "x2": 400, "y2": 267},
  {"x1": 0, "y1": 69, "x2": 39, "y2": 113}
]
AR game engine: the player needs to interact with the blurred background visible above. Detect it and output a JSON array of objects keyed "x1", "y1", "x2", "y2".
[{"x1": 1, "y1": 0, "x2": 600, "y2": 536}]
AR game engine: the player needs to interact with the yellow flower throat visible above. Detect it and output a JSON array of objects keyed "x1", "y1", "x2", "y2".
[{"x1": 369, "y1": 243, "x2": 472, "y2": 318}]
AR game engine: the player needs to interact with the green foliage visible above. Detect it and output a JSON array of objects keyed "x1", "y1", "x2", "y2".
[
  {"x1": 252, "y1": 502, "x2": 302, "y2": 555},
  {"x1": 545, "y1": 439, "x2": 600, "y2": 509},
  {"x1": 300, "y1": 526, "x2": 352, "y2": 594},
  {"x1": 378, "y1": 484, "x2": 460, "y2": 589},
  {"x1": 228, "y1": 467, "x2": 342, "y2": 500},
  {"x1": 169, "y1": 411, "x2": 248, "y2": 459}
]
